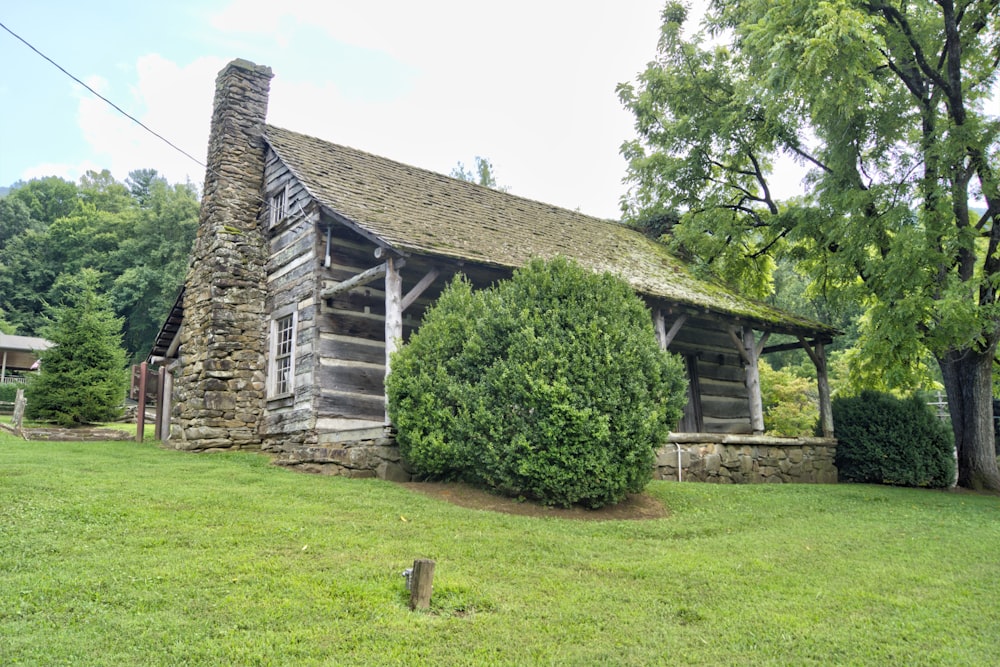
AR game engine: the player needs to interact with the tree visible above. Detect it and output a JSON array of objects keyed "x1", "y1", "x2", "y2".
[
  {"x1": 0, "y1": 197, "x2": 41, "y2": 252},
  {"x1": 619, "y1": 0, "x2": 1000, "y2": 490},
  {"x1": 108, "y1": 173, "x2": 198, "y2": 360},
  {"x1": 6, "y1": 176, "x2": 79, "y2": 224},
  {"x1": 450, "y1": 156, "x2": 508, "y2": 191},
  {"x1": 0, "y1": 171, "x2": 198, "y2": 360},
  {"x1": 25, "y1": 269, "x2": 129, "y2": 426}
]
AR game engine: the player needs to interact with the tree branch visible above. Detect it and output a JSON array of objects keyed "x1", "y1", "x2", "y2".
[
  {"x1": 746, "y1": 151, "x2": 778, "y2": 215},
  {"x1": 863, "y1": 2, "x2": 953, "y2": 98}
]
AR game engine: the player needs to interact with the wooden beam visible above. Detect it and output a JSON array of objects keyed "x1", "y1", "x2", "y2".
[
  {"x1": 166, "y1": 323, "x2": 182, "y2": 359},
  {"x1": 654, "y1": 310, "x2": 667, "y2": 349},
  {"x1": 660, "y1": 313, "x2": 688, "y2": 350},
  {"x1": 154, "y1": 364, "x2": 169, "y2": 441},
  {"x1": 743, "y1": 327, "x2": 765, "y2": 435},
  {"x1": 136, "y1": 361, "x2": 147, "y2": 443},
  {"x1": 799, "y1": 336, "x2": 834, "y2": 438},
  {"x1": 384, "y1": 256, "x2": 403, "y2": 423},
  {"x1": 401, "y1": 268, "x2": 441, "y2": 312},
  {"x1": 763, "y1": 339, "x2": 822, "y2": 355},
  {"x1": 663, "y1": 313, "x2": 687, "y2": 350},
  {"x1": 729, "y1": 325, "x2": 764, "y2": 435},
  {"x1": 755, "y1": 331, "x2": 771, "y2": 358},
  {"x1": 726, "y1": 326, "x2": 752, "y2": 365},
  {"x1": 320, "y1": 262, "x2": 387, "y2": 300}
]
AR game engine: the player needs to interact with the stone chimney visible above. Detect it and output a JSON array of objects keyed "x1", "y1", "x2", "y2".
[{"x1": 170, "y1": 59, "x2": 273, "y2": 450}]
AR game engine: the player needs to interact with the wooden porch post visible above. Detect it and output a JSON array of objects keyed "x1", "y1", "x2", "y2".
[
  {"x1": 136, "y1": 361, "x2": 148, "y2": 443},
  {"x1": 154, "y1": 363, "x2": 172, "y2": 441},
  {"x1": 384, "y1": 255, "x2": 403, "y2": 423},
  {"x1": 654, "y1": 309, "x2": 688, "y2": 351},
  {"x1": 799, "y1": 337, "x2": 834, "y2": 438},
  {"x1": 743, "y1": 327, "x2": 765, "y2": 435},
  {"x1": 728, "y1": 325, "x2": 766, "y2": 435}
]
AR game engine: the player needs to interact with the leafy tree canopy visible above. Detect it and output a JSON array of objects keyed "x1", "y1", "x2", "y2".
[
  {"x1": 0, "y1": 170, "x2": 198, "y2": 361},
  {"x1": 619, "y1": 0, "x2": 1000, "y2": 490}
]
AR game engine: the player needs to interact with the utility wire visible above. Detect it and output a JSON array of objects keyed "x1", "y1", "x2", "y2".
[
  {"x1": 0, "y1": 20, "x2": 280, "y2": 214},
  {"x1": 0, "y1": 19, "x2": 207, "y2": 170}
]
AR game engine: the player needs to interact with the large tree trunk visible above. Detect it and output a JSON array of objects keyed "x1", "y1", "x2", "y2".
[{"x1": 938, "y1": 348, "x2": 1000, "y2": 491}]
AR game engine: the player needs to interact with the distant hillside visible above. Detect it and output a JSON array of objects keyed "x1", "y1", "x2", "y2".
[{"x1": 0, "y1": 186, "x2": 9, "y2": 197}]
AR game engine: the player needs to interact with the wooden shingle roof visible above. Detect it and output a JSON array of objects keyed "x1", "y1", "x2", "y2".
[{"x1": 264, "y1": 125, "x2": 834, "y2": 336}]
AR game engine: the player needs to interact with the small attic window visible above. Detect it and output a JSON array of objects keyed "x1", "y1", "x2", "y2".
[{"x1": 269, "y1": 186, "x2": 288, "y2": 227}]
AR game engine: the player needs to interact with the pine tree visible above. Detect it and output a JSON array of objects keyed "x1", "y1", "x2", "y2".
[{"x1": 25, "y1": 269, "x2": 128, "y2": 426}]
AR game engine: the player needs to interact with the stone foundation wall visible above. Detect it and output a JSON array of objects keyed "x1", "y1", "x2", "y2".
[
  {"x1": 266, "y1": 431, "x2": 835, "y2": 485},
  {"x1": 655, "y1": 435, "x2": 838, "y2": 483},
  {"x1": 267, "y1": 428, "x2": 413, "y2": 482}
]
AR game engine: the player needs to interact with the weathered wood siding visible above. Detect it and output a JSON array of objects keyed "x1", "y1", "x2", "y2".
[
  {"x1": 261, "y1": 150, "x2": 319, "y2": 443},
  {"x1": 655, "y1": 310, "x2": 752, "y2": 435},
  {"x1": 316, "y1": 230, "x2": 501, "y2": 428}
]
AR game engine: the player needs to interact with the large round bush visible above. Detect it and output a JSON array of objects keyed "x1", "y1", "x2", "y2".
[
  {"x1": 831, "y1": 390, "x2": 955, "y2": 488},
  {"x1": 387, "y1": 257, "x2": 688, "y2": 508}
]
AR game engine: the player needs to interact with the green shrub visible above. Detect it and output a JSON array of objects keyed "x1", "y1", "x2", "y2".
[
  {"x1": 831, "y1": 390, "x2": 955, "y2": 488},
  {"x1": 760, "y1": 360, "x2": 818, "y2": 436},
  {"x1": 0, "y1": 382, "x2": 27, "y2": 403},
  {"x1": 387, "y1": 257, "x2": 688, "y2": 508}
]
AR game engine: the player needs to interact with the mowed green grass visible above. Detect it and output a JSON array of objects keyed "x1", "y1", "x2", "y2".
[{"x1": 1, "y1": 433, "x2": 998, "y2": 666}]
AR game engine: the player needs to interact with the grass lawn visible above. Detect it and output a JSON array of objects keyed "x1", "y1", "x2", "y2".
[{"x1": 1, "y1": 433, "x2": 998, "y2": 666}]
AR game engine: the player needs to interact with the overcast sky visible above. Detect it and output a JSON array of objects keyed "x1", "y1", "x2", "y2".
[{"x1": 0, "y1": 0, "x2": 708, "y2": 219}]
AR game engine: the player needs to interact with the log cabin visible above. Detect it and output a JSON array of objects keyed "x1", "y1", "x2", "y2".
[{"x1": 149, "y1": 59, "x2": 838, "y2": 483}]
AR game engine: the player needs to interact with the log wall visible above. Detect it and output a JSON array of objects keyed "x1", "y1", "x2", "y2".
[
  {"x1": 260, "y1": 150, "x2": 319, "y2": 451},
  {"x1": 656, "y1": 311, "x2": 753, "y2": 434}
]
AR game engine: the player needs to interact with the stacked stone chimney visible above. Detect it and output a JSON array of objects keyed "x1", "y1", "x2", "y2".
[{"x1": 170, "y1": 59, "x2": 273, "y2": 450}]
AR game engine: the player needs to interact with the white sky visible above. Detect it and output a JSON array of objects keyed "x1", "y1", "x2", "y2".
[{"x1": 1, "y1": 0, "x2": 719, "y2": 220}]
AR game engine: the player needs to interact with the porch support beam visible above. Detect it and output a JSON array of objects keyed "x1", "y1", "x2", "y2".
[
  {"x1": 799, "y1": 336, "x2": 834, "y2": 438},
  {"x1": 401, "y1": 268, "x2": 440, "y2": 312},
  {"x1": 655, "y1": 310, "x2": 688, "y2": 350},
  {"x1": 320, "y1": 262, "x2": 387, "y2": 300},
  {"x1": 384, "y1": 256, "x2": 403, "y2": 423},
  {"x1": 728, "y1": 325, "x2": 765, "y2": 435}
]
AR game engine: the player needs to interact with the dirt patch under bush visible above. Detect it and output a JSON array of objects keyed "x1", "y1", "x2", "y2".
[{"x1": 398, "y1": 481, "x2": 668, "y2": 520}]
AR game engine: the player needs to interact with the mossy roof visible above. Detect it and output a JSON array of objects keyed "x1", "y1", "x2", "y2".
[{"x1": 264, "y1": 124, "x2": 835, "y2": 336}]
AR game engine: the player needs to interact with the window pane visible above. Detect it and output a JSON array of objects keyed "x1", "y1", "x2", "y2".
[{"x1": 271, "y1": 314, "x2": 295, "y2": 396}]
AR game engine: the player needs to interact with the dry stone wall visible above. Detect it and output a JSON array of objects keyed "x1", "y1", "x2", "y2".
[
  {"x1": 268, "y1": 432, "x2": 835, "y2": 485},
  {"x1": 655, "y1": 435, "x2": 838, "y2": 483}
]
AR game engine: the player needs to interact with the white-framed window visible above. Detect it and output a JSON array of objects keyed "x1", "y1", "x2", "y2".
[
  {"x1": 268, "y1": 311, "x2": 296, "y2": 397},
  {"x1": 269, "y1": 185, "x2": 288, "y2": 227}
]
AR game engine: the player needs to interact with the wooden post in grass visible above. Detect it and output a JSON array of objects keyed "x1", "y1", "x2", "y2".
[
  {"x1": 136, "y1": 361, "x2": 148, "y2": 443},
  {"x1": 12, "y1": 388, "x2": 26, "y2": 436},
  {"x1": 409, "y1": 559, "x2": 435, "y2": 610}
]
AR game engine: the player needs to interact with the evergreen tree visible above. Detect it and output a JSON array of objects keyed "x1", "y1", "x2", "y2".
[{"x1": 25, "y1": 269, "x2": 129, "y2": 426}]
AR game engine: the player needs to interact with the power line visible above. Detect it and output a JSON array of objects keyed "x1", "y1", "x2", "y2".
[{"x1": 0, "y1": 20, "x2": 207, "y2": 171}]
